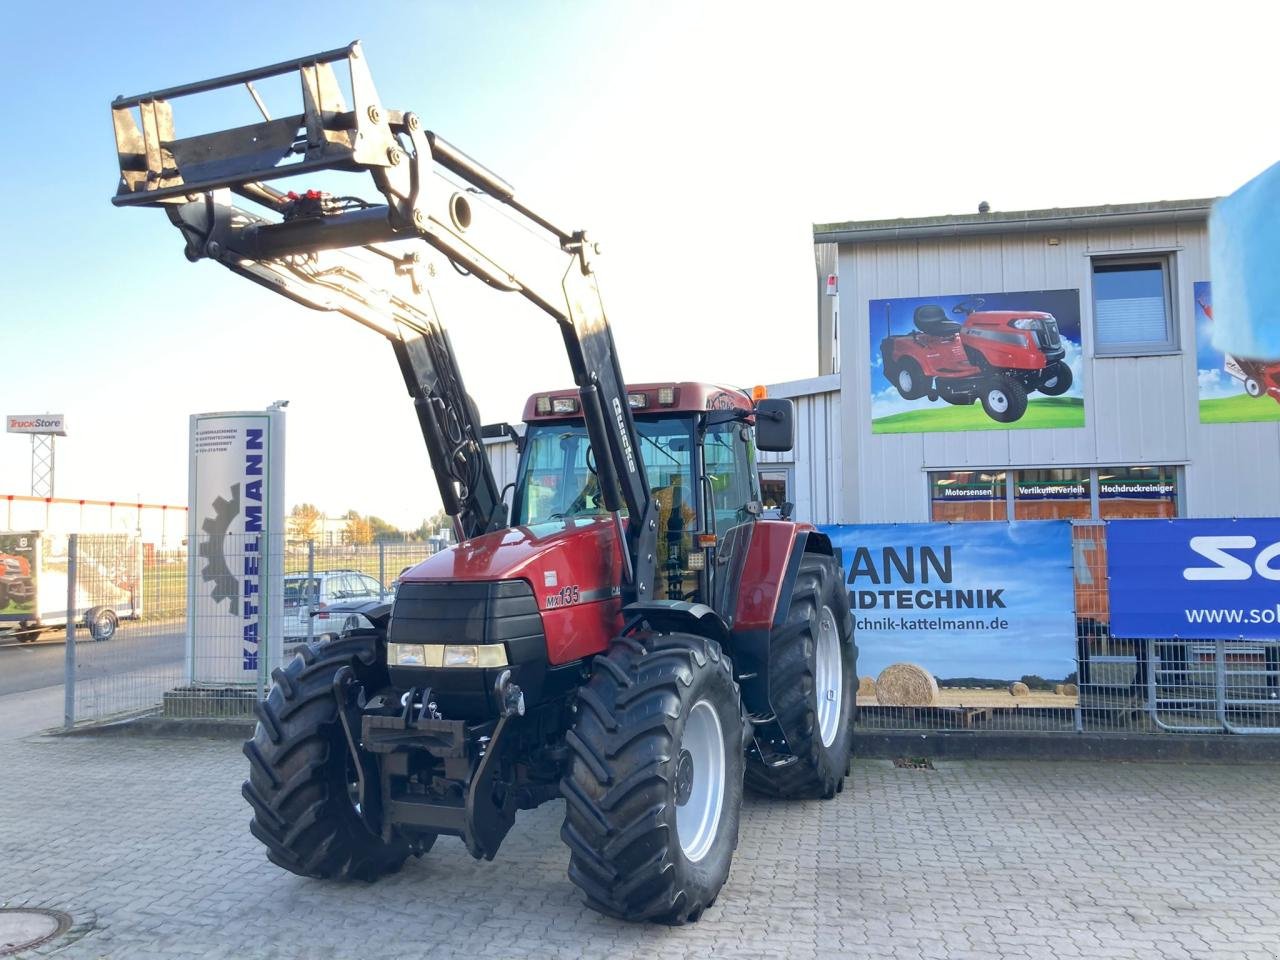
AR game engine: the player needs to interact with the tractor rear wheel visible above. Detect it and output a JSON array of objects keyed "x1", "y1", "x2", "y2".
[
  {"x1": 1246, "y1": 377, "x2": 1263, "y2": 398},
  {"x1": 561, "y1": 631, "x2": 746, "y2": 924},
  {"x1": 1038, "y1": 361, "x2": 1073, "y2": 396},
  {"x1": 980, "y1": 375, "x2": 1028, "y2": 422},
  {"x1": 746, "y1": 553, "x2": 856, "y2": 799},
  {"x1": 242, "y1": 634, "x2": 421, "y2": 880}
]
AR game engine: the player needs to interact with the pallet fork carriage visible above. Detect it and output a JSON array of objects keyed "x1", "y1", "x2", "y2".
[{"x1": 111, "y1": 42, "x2": 857, "y2": 924}]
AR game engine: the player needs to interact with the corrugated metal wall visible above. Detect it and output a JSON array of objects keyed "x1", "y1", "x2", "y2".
[
  {"x1": 835, "y1": 221, "x2": 1280, "y2": 522},
  {"x1": 760, "y1": 375, "x2": 842, "y2": 524}
]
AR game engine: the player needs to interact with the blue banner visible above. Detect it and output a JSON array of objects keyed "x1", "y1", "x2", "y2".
[
  {"x1": 1108, "y1": 518, "x2": 1280, "y2": 639},
  {"x1": 819, "y1": 521, "x2": 1076, "y2": 683}
]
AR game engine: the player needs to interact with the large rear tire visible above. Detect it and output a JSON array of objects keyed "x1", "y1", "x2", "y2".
[
  {"x1": 894, "y1": 357, "x2": 929, "y2": 401},
  {"x1": 746, "y1": 553, "x2": 856, "y2": 799},
  {"x1": 561, "y1": 632, "x2": 746, "y2": 924},
  {"x1": 241, "y1": 634, "x2": 422, "y2": 880}
]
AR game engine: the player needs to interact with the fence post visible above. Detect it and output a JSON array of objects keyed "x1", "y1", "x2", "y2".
[
  {"x1": 306, "y1": 539, "x2": 316, "y2": 643},
  {"x1": 379, "y1": 541, "x2": 386, "y2": 600},
  {"x1": 63, "y1": 533, "x2": 77, "y2": 730}
]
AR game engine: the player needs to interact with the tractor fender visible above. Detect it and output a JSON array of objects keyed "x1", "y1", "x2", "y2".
[{"x1": 623, "y1": 599, "x2": 730, "y2": 647}]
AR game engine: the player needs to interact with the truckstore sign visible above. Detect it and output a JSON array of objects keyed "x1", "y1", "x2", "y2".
[
  {"x1": 1195, "y1": 281, "x2": 1280, "y2": 424},
  {"x1": 1108, "y1": 518, "x2": 1280, "y2": 640},
  {"x1": 868, "y1": 289, "x2": 1084, "y2": 434},
  {"x1": 6, "y1": 414, "x2": 66, "y2": 436},
  {"x1": 820, "y1": 521, "x2": 1077, "y2": 691},
  {"x1": 188, "y1": 410, "x2": 285, "y2": 685}
]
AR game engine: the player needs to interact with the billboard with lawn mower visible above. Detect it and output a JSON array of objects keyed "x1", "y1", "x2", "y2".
[
  {"x1": 1195, "y1": 281, "x2": 1280, "y2": 423},
  {"x1": 870, "y1": 289, "x2": 1084, "y2": 434}
]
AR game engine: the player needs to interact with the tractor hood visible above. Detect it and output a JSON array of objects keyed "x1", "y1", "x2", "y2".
[{"x1": 400, "y1": 517, "x2": 625, "y2": 604}]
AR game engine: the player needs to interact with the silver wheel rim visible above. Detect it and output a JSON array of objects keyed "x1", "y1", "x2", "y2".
[
  {"x1": 987, "y1": 388, "x2": 1009, "y2": 413},
  {"x1": 899, "y1": 369, "x2": 913, "y2": 392},
  {"x1": 815, "y1": 605, "x2": 843, "y2": 747},
  {"x1": 675, "y1": 699, "x2": 726, "y2": 863}
]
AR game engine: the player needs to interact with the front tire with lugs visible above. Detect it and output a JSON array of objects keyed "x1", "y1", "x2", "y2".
[
  {"x1": 241, "y1": 634, "x2": 417, "y2": 881},
  {"x1": 561, "y1": 631, "x2": 746, "y2": 924},
  {"x1": 746, "y1": 553, "x2": 856, "y2": 799}
]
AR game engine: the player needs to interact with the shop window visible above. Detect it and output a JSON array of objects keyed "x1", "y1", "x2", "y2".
[
  {"x1": 1014, "y1": 469, "x2": 1091, "y2": 520},
  {"x1": 1092, "y1": 257, "x2": 1177, "y2": 356},
  {"x1": 929, "y1": 470, "x2": 1007, "y2": 522},
  {"x1": 1099, "y1": 465, "x2": 1178, "y2": 519}
]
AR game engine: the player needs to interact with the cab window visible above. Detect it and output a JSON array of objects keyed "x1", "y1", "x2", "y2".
[{"x1": 702, "y1": 420, "x2": 759, "y2": 537}]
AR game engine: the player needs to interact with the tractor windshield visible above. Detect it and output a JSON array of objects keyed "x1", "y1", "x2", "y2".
[{"x1": 515, "y1": 415, "x2": 696, "y2": 527}]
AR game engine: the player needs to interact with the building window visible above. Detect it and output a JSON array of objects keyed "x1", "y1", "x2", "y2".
[
  {"x1": 1092, "y1": 257, "x2": 1176, "y2": 356},
  {"x1": 1014, "y1": 469, "x2": 1091, "y2": 520},
  {"x1": 931, "y1": 465, "x2": 1180, "y2": 520},
  {"x1": 929, "y1": 470, "x2": 1008, "y2": 522},
  {"x1": 1098, "y1": 465, "x2": 1178, "y2": 519}
]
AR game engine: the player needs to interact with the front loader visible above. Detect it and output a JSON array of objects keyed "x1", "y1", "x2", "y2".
[{"x1": 110, "y1": 42, "x2": 857, "y2": 924}]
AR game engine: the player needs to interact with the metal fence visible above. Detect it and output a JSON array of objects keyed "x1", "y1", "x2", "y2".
[
  {"x1": 24, "y1": 521, "x2": 1280, "y2": 735},
  {"x1": 62, "y1": 536, "x2": 437, "y2": 726}
]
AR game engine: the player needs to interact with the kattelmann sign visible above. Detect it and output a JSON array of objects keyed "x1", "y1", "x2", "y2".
[
  {"x1": 820, "y1": 521, "x2": 1076, "y2": 682},
  {"x1": 1108, "y1": 518, "x2": 1280, "y2": 639}
]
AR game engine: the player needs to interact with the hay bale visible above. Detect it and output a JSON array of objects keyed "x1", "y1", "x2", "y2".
[
  {"x1": 1061, "y1": 682, "x2": 1078, "y2": 697},
  {"x1": 1009, "y1": 681, "x2": 1030, "y2": 697},
  {"x1": 857, "y1": 676, "x2": 877, "y2": 697},
  {"x1": 875, "y1": 663, "x2": 939, "y2": 706},
  {"x1": 1054, "y1": 684, "x2": 1065, "y2": 696}
]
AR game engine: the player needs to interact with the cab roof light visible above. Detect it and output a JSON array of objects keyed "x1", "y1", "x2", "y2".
[
  {"x1": 535, "y1": 396, "x2": 551, "y2": 415},
  {"x1": 657, "y1": 386, "x2": 676, "y2": 405},
  {"x1": 551, "y1": 397, "x2": 579, "y2": 415},
  {"x1": 627, "y1": 392, "x2": 648, "y2": 409},
  {"x1": 751, "y1": 384, "x2": 768, "y2": 402}
]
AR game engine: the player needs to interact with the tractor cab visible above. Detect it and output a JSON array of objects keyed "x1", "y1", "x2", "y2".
[{"x1": 514, "y1": 382, "x2": 784, "y2": 607}]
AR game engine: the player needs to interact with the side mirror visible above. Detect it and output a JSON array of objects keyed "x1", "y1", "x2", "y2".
[{"x1": 754, "y1": 398, "x2": 794, "y2": 453}]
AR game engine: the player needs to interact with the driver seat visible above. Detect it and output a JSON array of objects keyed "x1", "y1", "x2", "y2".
[{"x1": 914, "y1": 304, "x2": 962, "y2": 338}]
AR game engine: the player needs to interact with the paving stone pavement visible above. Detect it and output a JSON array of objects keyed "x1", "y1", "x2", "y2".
[{"x1": 2, "y1": 734, "x2": 1279, "y2": 959}]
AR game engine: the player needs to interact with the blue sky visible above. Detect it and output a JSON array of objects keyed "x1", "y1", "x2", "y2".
[
  {"x1": 824, "y1": 521, "x2": 1077, "y2": 681},
  {"x1": 2, "y1": 2, "x2": 1277, "y2": 528}
]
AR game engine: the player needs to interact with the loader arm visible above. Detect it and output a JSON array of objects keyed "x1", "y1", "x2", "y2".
[{"x1": 111, "y1": 42, "x2": 657, "y2": 598}]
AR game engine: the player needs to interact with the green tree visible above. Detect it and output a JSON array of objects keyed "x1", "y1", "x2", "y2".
[{"x1": 367, "y1": 515, "x2": 402, "y2": 542}]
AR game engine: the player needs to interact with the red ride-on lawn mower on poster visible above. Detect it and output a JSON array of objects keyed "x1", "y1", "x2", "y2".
[
  {"x1": 880, "y1": 299, "x2": 1073, "y2": 423},
  {"x1": 1227, "y1": 355, "x2": 1280, "y2": 404}
]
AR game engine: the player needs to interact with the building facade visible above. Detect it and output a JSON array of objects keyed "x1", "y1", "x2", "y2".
[{"x1": 800, "y1": 198, "x2": 1280, "y2": 526}]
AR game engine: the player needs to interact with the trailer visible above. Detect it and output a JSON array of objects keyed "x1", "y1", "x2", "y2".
[{"x1": 0, "y1": 531, "x2": 143, "y2": 642}]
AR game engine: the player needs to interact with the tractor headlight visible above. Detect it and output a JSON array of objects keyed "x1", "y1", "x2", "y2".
[
  {"x1": 1010, "y1": 318, "x2": 1038, "y2": 330},
  {"x1": 388, "y1": 643, "x2": 428, "y2": 666},
  {"x1": 387, "y1": 642, "x2": 507, "y2": 668}
]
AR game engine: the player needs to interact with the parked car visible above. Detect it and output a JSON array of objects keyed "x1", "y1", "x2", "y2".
[{"x1": 282, "y1": 569, "x2": 386, "y2": 643}]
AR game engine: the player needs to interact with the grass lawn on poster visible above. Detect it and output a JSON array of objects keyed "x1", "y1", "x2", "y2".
[
  {"x1": 1199, "y1": 393, "x2": 1280, "y2": 424},
  {"x1": 872, "y1": 397, "x2": 1084, "y2": 434}
]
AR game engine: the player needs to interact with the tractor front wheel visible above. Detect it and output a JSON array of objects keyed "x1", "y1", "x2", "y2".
[
  {"x1": 562, "y1": 632, "x2": 746, "y2": 924},
  {"x1": 1246, "y1": 377, "x2": 1263, "y2": 398},
  {"x1": 980, "y1": 375, "x2": 1029, "y2": 422},
  {"x1": 1038, "y1": 361, "x2": 1073, "y2": 396},
  {"x1": 746, "y1": 553, "x2": 856, "y2": 799},
  {"x1": 242, "y1": 635, "x2": 422, "y2": 880}
]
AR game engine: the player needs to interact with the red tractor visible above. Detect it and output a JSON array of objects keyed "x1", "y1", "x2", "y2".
[
  {"x1": 880, "y1": 298, "x2": 1072, "y2": 423},
  {"x1": 111, "y1": 43, "x2": 857, "y2": 924}
]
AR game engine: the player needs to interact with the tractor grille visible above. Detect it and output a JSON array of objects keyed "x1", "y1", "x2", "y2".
[{"x1": 390, "y1": 579, "x2": 543, "y2": 646}]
